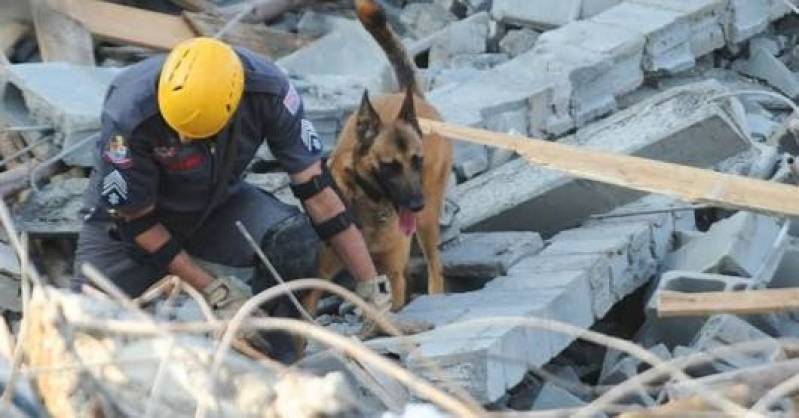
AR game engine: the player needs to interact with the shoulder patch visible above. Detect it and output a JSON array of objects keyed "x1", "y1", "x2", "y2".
[
  {"x1": 301, "y1": 119, "x2": 322, "y2": 153},
  {"x1": 103, "y1": 135, "x2": 133, "y2": 168},
  {"x1": 102, "y1": 170, "x2": 129, "y2": 206},
  {"x1": 283, "y1": 83, "x2": 301, "y2": 116}
]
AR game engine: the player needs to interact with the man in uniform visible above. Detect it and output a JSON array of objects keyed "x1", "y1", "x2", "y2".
[{"x1": 73, "y1": 37, "x2": 390, "y2": 362}]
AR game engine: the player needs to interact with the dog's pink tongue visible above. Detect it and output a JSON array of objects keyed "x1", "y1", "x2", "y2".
[{"x1": 398, "y1": 209, "x2": 417, "y2": 236}]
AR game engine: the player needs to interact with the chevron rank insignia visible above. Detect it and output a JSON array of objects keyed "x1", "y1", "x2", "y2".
[
  {"x1": 300, "y1": 119, "x2": 321, "y2": 153},
  {"x1": 102, "y1": 170, "x2": 128, "y2": 206}
]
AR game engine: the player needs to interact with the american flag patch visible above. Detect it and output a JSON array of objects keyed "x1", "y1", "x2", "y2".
[{"x1": 283, "y1": 83, "x2": 300, "y2": 115}]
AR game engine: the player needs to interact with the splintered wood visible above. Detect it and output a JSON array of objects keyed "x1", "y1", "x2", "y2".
[
  {"x1": 419, "y1": 119, "x2": 799, "y2": 218},
  {"x1": 658, "y1": 288, "x2": 799, "y2": 317}
]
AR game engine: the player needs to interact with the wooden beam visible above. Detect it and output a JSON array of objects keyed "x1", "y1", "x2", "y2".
[
  {"x1": 29, "y1": 0, "x2": 95, "y2": 65},
  {"x1": 183, "y1": 11, "x2": 312, "y2": 59},
  {"x1": 167, "y1": 0, "x2": 220, "y2": 13},
  {"x1": 418, "y1": 119, "x2": 799, "y2": 218},
  {"x1": 64, "y1": 0, "x2": 196, "y2": 51},
  {"x1": 658, "y1": 289, "x2": 799, "y2": 318}
]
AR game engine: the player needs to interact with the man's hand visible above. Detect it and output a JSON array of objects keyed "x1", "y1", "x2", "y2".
[
  {"x1": 201, "y1": 275, "x2": 253, "y2": 318},
  {"x1": 352, "y1": 275, "x2": 433, "y2": 338}
]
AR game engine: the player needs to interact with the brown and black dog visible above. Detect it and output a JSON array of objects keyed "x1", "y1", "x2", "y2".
[{"x1": 303, "y1": 0, "x2": 453, "y2": 313}]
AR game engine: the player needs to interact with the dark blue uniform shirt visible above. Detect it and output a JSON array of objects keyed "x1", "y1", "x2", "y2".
[{"x1": 86, "y1": 47, "x2": 322, "y2": 217}]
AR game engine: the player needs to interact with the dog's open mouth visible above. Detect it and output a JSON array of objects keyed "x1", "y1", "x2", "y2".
[{"x1": 398, "y1": 208, "x2": 417, "y2": 236}]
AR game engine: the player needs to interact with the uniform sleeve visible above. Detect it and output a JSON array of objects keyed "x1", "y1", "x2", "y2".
[
  {"x1": 94, "y1": 116, "x2": 159, "y2": 215},
  {"x1": 261, "y1": 82, "x2": 323, "y2": 174}
]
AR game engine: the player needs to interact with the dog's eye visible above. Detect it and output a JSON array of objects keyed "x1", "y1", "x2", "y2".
[{"x1": 411, "y1": 155, "x2": 423, "y2": 170}]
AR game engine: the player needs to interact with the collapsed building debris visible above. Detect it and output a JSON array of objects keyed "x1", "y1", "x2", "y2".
[{"x1": 2, "y1": 0, "x2": 799, "y2": 416}]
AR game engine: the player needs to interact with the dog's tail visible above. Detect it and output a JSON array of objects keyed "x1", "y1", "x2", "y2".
[{"x1": 355, "y1": 0, "x2": 422, "y2": 96}]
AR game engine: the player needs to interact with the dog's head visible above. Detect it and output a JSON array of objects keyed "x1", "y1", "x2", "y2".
[{"x1": 352, "y1": 86, "x2": 424, "y2": 235}]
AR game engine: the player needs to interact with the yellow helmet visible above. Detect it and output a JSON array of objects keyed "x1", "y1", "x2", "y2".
[{"x1": 158, "y1": 37, "x2": 244, "y2": 139}]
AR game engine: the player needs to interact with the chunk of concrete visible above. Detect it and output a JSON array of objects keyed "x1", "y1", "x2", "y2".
[
  {"x1": 691, "y1": 314, "x2": 785, "y2": 372},
  {"x1": 399, "y1": 3, "x2": 456, "y2": 40},
  {"x1": 592, "y1": 2, "x2": 694, "y2": 74},
  {"x1": 2, "y1": 63, "x2": 122, "y2": 167},
  {"x1": 491, "y1": 0, "x2": 621, "y2": 29},
  {"x1": 629, "y1": 0, "x2": 727, "y2": 57},
  {"x1": 0, "y1": 243, "x2": 20, "y2": 277},
  {"x1": 277, "y1": 18, "x2": 395, "y2": 94},
  {"x1": 725, "y1": 0, "x2": 769, "y2": 46},
  {"x1": 429, "y1": 12, "x2": 489, "y2": 68},
  {"x1": 452, "y1": 142, "x2": 489, "y2": 181},
  {"x1": 440, "y1": 232, "x2": 544, "y2": 279},
  {"x1": 665, "y1": 212, "x2": 783, "y2": 277},
  {"x1": 16, "y1": 178, "x2": 88, "y2": 237},
  {"x1": 532, "y1": 382, "x2": 587, "y2": 410},
  {"x1": 510, "y1": 253, "x2": 614, "y2": 318},
  {"x1": 451, "y1": 80, "x2": 751, "y2": 237},
  {"x1": 498, "y1": 28, "x2": 540, "y2": 58},
  {"x1": 377, "y1": 270, "x2": 593, "y2": 403},
  {"x1": 733, "y1": 45, "x2": 799, "y2": 99}
]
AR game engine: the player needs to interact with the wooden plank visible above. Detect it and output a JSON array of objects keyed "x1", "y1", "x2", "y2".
[
  {"x1": 167, "y1": 0, "x2": 220, "y2": 13},
  {"x1": 418, "y1": 118, "x2": 799, "y2": 218},
  {"x1": 30, "y1": 0, "x2": 95, "y2": 65},
  {"x1": 64, "y1": 0, "x2": 196, "y2": 51},
  {"x1": 658, "y1": 289, "x2": 799, "y2": 318},
  {"x1": 0, "y1": 21, "x2": 30, "y2": 56},
  {"x1": 183, "y1": 11, "x2": 313, "y2": 59}
]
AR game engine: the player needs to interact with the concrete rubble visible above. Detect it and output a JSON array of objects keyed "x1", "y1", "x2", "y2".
[{"x1": 1, "y1": 0, "x2": 799, "y2": 416}]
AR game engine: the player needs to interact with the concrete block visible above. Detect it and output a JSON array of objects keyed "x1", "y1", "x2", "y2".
[
  {"x1": 452, "y1": 142, "x2": 489, "y2": 181},
  {"x1": 510, "y1": 253, "x2": 614, "y2": 318},
  {"x1": 733, "y1": 45, "x2": 799, "y2": 99},
  {"x1": 691, "y1": 314, "x2": 785, "y2": 371},
  {"x1": 592, "y1": 2, "x2": 694, "y2": 74},
  {"x1": 16, "y1": 178, "x2": 88, "y2": 236},
  {"x1": 384, "y1": 270, "x2": 593, "y2": 403},
  {"x1": 767, "y1": 0, "x2": 792, "y2": 19},
  {"x1": 3, "y1": 63, "x2": 121, "y2": 167},
  {"x1": 535, "y1": 19, "x2": 646, "y2": 98},
  {"x1": 439, "y1": 232, "x2": 544, "y2": 279},
  {"x1": 498, "y1": 29, "x2": 541, "y2": 58},
  {"x1": 532, "y1": 382, "x2": 587, "y2": 410},
  {"x1": 429, "y1": 12, "x2": 489, "y2": 68},
  {"x1": 665, "y1": 212, "x2": 783, "y2": 277},
  {"x1": 770, "y1": 244, "x2": 799, "y2": 289},
  {"x1": 645, "y1": 270, "x2": 755, "y2": 316},
  {"x1": 491, "y1": 0, "x2": 583, "y2": 29},
  {"x1": 0, "y1": 244, "x2": 20, "y2": 277},
  {"x1": 725, "y1": 0, "x2": 769, "y2": 45},
  {"x1": 451, "y1": 80, "x2": 751, "y2": 238},
  {"x1": 399, "y1": 3, "x2": 456, "y2": 39},
  {"x1": 629, "y1": 0, "x2": 727, "y2": 57},
  {"x1": 277, "y1": 18, "x2": 395, "y2": 94}
]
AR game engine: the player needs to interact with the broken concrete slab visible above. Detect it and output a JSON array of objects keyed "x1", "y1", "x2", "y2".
[
  {"x1": 277, "y1": 17, "x2": 395, "y2": 94},
  {"x1": 452, "y1": 141, "x2": 489, "y2": 181},
  {"x1": 733, "y1": 44, "x2": 799, "y2": 99},
  {"x1": 498, "y1": 28, "x2": 540, "y2": 58},
  {"x1": 0, "y1": 243, "x2": 20, "y2": 277},
  {"x1": 429, "y1": 12, "x2": 489, "y2": 68},
  {"x1": 399, "y1": 3, "x2": 456, "y2": 40},
  {"x1": 510, "y1": 253, "x2": 614, "y2": 319},
  {"x1": 665, "y1": 212, "x2": 783, "y2": 277},
  {"x1": 725, "y1": 0, "x2": 770, "y2": 46},
  {"x1": 451, "y1": 80, "x2": 751, "y2": 237},
  {"x1": 690, "y1": 314, "x2": 785, "y2": 372},
  {"x1": 16, "y1": 178, "x2": 87, "y2": 236},
  {"x1": 491, "y1": 0, "x2": 621, "y2": 29},
  {"x1": 591, "y1": 2, "x2": 694, "y2": 74},
  {"x1": 374, "y1": 270, "x2": 593, "y2": 403},
  {"x1": 2, "y1": 63, "x2": 121, "y2": 167},
  {"x1": 629, "y1": 0, "x2": 727, "y2": 57},
  {"x1": 532, "y1": 382, "x2": 588, "y2": 411},
  {"x1": 439, "y1": 231, "x2": 544, "y2": 280}
]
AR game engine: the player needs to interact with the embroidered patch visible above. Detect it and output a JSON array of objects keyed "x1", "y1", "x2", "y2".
[
  {"x1": 300, "y1": 119, "x2": 322, "y2": 152},
  {"x1": 103, "y1": 135, "x2": 132, "y2": 168},
  {"x1": 283, "y1": 83, "x2": 300, "y2": 115},
  {"x1": 164, "y1": 153, "x2": 205, "y2": 172},
  {"x1": 102, "y1": 170, "x2": 128, "y2": 206}
]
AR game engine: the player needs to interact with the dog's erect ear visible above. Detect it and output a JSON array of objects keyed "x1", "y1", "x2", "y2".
[
  {"x1": 398, "y1": 85, "x2": 422, "y2": 136},
  {"x1": 356, "y1": 90, "x2": 381, "y2": 149}
]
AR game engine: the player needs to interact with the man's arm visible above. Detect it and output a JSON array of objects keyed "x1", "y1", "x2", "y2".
[
  {"x1": 290, "y1": 161, "x2": 378, "y2": 282},
  {"x1": 121, "y1": 206, "x2": 214, "y2": 290}
]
